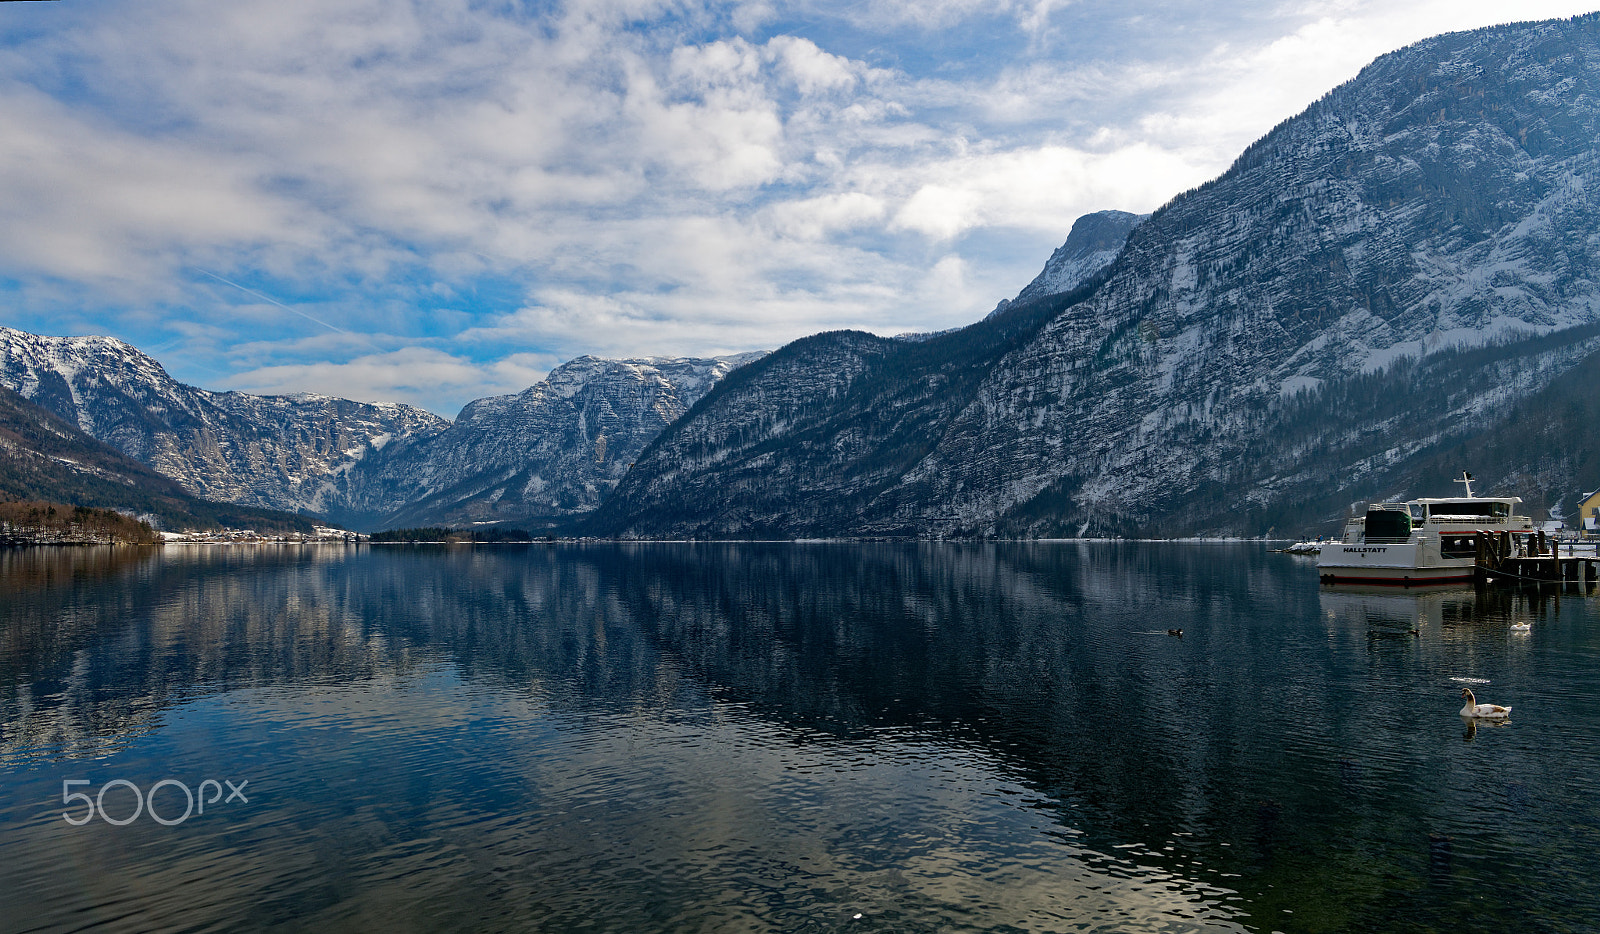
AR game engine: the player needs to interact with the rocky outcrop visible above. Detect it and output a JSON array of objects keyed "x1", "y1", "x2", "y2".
[
  {"x1": 992, "y1": 210, "x2": 1147, "y2": 314},
  {"x1": 0, "y1": 384, "x2": 315, "y2": 532},
  {"x1": 0, "y1": 326, "x2": 448, "y2": 515},
  {"x1": 0, "y1": 326, "x2": 763, "y2": 530},
  {"x1": 333, "y1": 353, "x2": 763, "y2": 529}
]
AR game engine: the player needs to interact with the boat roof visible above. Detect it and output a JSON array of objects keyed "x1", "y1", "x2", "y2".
[{"x1": 1369, "y1": 496, "x2": 1524, "y2": 510}]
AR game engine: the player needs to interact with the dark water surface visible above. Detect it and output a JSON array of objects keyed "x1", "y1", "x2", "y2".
[{"x1": 2, "y1": 543, "x2": 1598, "y2": 933}]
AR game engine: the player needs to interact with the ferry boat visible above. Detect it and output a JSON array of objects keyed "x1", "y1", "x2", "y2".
[{"x1": 1317, "y1": 473, "x2": 1535, "y2": 585}]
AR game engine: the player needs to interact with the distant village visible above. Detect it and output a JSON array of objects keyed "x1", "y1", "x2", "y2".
[
  {"x1": 0, "y1": 500, "x2": 367, "y2": 545},
  {"x1": 159, "y1": 527, "x2": 367, "y2": 544}
]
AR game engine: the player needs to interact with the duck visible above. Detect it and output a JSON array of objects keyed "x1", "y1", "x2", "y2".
[
  {"x1": 1167, "y1": 628, "x2": 1183, "y2": 637},
  {"x1": 1459, "y1": 687, "x2": 1511, "y2": 720}
]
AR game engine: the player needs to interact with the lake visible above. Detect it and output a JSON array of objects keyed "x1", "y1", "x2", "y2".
[{"x1": 2, "y1": 542, "x2": 1598, "y2": 933}]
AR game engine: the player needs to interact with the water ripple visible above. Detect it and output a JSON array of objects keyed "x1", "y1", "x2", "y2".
[{"x1": 2, "y1": 544, "x2": 1598, "y2": 931}]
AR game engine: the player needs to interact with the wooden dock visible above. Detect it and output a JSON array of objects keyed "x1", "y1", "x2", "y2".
[{"x1": 1477, "y1": 531, "x2": 1600, "y2": 587}]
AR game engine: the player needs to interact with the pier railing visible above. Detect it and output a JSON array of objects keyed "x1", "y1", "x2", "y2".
[{"x1": 1476, "y1": 530, "x2": 1600, "y2": 586}]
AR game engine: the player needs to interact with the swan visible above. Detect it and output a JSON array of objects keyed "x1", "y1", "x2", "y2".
[
  {"x1": 1459, "y1": 687, "x2": 1511, "y2": 720},
  {"x1": 1510, "y1": 621, "x2": 1531, "y2": 632}
]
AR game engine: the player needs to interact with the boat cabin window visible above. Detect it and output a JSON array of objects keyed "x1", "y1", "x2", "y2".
[
  {"x1": 1440, "y1": 535, "x2": 1477, "y2": 559},
  {"x1": 1426, "y1": 499, "x2": 1510, "y2": 519},
  {"x1": 1363, "y1": 508, "x2": 1412, "y2": 541}
]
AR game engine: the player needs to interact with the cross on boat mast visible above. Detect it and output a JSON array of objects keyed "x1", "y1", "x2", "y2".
[{"x1": 1455, "y1": 471, "x2": 1476, "y2": 498}]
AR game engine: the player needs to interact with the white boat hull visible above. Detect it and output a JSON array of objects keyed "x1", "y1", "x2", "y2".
[{"x1": 1316, "y1": 542, "x2": 1476, "y2": 585}]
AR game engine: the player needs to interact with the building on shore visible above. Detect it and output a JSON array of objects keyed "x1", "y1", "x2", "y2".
[{"x1": 1581, "y1": 489, "x2": 1600, "y2": 538}]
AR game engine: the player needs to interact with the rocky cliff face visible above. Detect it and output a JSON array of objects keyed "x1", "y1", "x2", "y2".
[
  {"x1": 0, "y1": 326, "x2": 763, "y2": 530},
  {"x1": 993, "y1": 210, "x2": 1147, "y2": 313},
  {"x1": 592, "y1": 14, "x2": 1600, "y2": 538},
  {"x1": 0, "y1": 384, "x2": 316, "y2": 533},
  {"x1": 588, "y1": 289, "x2": 1089, "y2": 537},
  {"x1": 0, "y1": 381, "x2": 191, "y2": 503},
  {"x1": 332, "y1": 352, "x2": 763, "y2": 529},
  {"x1": 0, "y1": 326, "x2": 448, "y2": 515},
  {"x1": 924, "y1": 13, "x2": 1600, "y2": 535}
]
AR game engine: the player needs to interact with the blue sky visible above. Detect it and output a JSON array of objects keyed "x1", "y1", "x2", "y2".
[{"x1": 0, "y1": 0, "x2": 1594, "y2": 416}]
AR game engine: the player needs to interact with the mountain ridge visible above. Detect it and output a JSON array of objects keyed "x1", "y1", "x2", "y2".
[
  {"x1": 0, "y1": 384, "x2": 316, "y2": 532},
  {"x1": 0, "y1": 324, "x2": 766, "y2": 531},
  {"x1": 588, "y1": 13, "x2": 1600, "y2": 539},
  {"x1": 0, "y1": 325, "x2": 448, "y2": 516},
  {"x1": 992, "y1": 209, "x2": 1148, "y2": 315},
  {"x1": 329, "y1": 351, "x2": 765, "y2": 529},
  {"x1": 11, "y1": 15, "x2": 1600, "y2": 539}
]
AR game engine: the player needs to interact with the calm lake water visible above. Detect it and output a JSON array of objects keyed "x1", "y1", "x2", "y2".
[{"x1": 2, "y1": 542, "x2": 1598, "y2": 933}]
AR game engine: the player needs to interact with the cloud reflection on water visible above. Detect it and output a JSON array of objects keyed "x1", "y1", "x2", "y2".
[{"x1": 3, "y1": 544, "x2": 1598, "y2": 931}]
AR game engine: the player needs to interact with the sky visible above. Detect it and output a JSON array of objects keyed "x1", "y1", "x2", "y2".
[{"x1": 0, "y1": 0, "x2": 1596, "y2": 416}]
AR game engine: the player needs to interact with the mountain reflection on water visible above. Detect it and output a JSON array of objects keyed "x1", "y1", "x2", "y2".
[{"x1": 2, "y1": 543, "x2": 1598, "y2": 932}]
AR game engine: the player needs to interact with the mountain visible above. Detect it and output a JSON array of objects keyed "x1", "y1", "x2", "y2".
[
  {"x1": 0, "y1": 326, "x2": 447, "y2": 516},
  {"x1": 1267, "y1": 324, "x2": 1600, "y2": 527},
  {"x1": 584, "y1": 284, "x2": 1099, "y2": 538},
  {"x1": 589, "y1": 14, "x2": 1600, "y2": 539},
  {"x1": 0, "y1": 325, "x2": 764, "y2": 531},
  {"x1": 991, "y1": 210, "x2": 1147, "y2": 315},
  {"x1": 0, "y1": 384, "x2": 314, "y2": 532},
  {"x1": 328, "y1": 352, "x2": 763, "y2": 529}
]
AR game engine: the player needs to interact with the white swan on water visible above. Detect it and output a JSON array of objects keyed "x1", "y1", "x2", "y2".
[{"x1": 1460, "y1": 687, "x2": 1511, "y2": 720}]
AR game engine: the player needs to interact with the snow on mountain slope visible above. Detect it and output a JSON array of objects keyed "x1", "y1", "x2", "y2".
[
  {"x1": 0, "y1": 325, "x2": 763, "y2": 529},
  {"x1": 913, "y1": 14, "x2": 1600, "y2": 534},
  {"x1": 0, "y1": 326, "x2": 448, "y2": 514},
  {"x1": 992, "y1": 210, "x2": 1148, "y2": 315},
  {"x1": 327, "y1": 352, "x2": 764, "y2": 528},
  {"x1": 592, "y1": 14, "x2": 1600, "y2": 539}
]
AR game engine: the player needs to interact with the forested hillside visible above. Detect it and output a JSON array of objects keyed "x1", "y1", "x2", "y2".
[{"x1": 0, "y1": 386, "x2": 315, "y2": 533}]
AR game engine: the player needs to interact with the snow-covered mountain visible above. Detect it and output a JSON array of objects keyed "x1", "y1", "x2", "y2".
[
  {"x1": 0, "y1": 326, "x2": 447, "y2": 515},
  {"x1": 0, "y1": 325, "x2": 762, "y2": 530},
  {"x1": 330, "y1": 352, "x2": 763, "y2": 529},
  {"x1": 16, "y1": 14, "x2": 1600, "y2": 539},
  {"x1": 590, "y1": 14, "x2": 1600, "y2": 539},
  {"x1": 990, "y1": 210, "x2": 1147, "y2": 316},
  {"x1": 0, "y1": 384, "x2": 315, "y2": 532}
]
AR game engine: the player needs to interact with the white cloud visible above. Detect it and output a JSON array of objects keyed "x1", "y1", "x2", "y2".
[
  {"x1": 0, "y1": 89, "x2": 312, "y2": 285},
  {"x1": 766, "y1": 35, "x2": 860, "y2": 94},
  {"x1": 0, "y1": 0, "x2": 1596, "y2": 413},
  {"x1": 889, "y1": 143, "x2": 1206, "y2": 240},
  {"x1": 764, "y1": 191, "x2": 887, "y2": 239},
  {"x1": 832, "y1": 0, "x2": 1067, "y2": 33},
  {"x1": 227, "y1": 346, "x2": 560, "y2": 415}
]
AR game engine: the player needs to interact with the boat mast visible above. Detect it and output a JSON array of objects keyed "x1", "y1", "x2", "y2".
[{"x1": 1455, "y1": 471, "x2": 1476, "y2": 498}]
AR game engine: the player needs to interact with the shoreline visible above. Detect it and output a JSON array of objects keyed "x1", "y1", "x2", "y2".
[{"x1": 7, "y1": 536, "x2": 1305, "y2": 547}]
